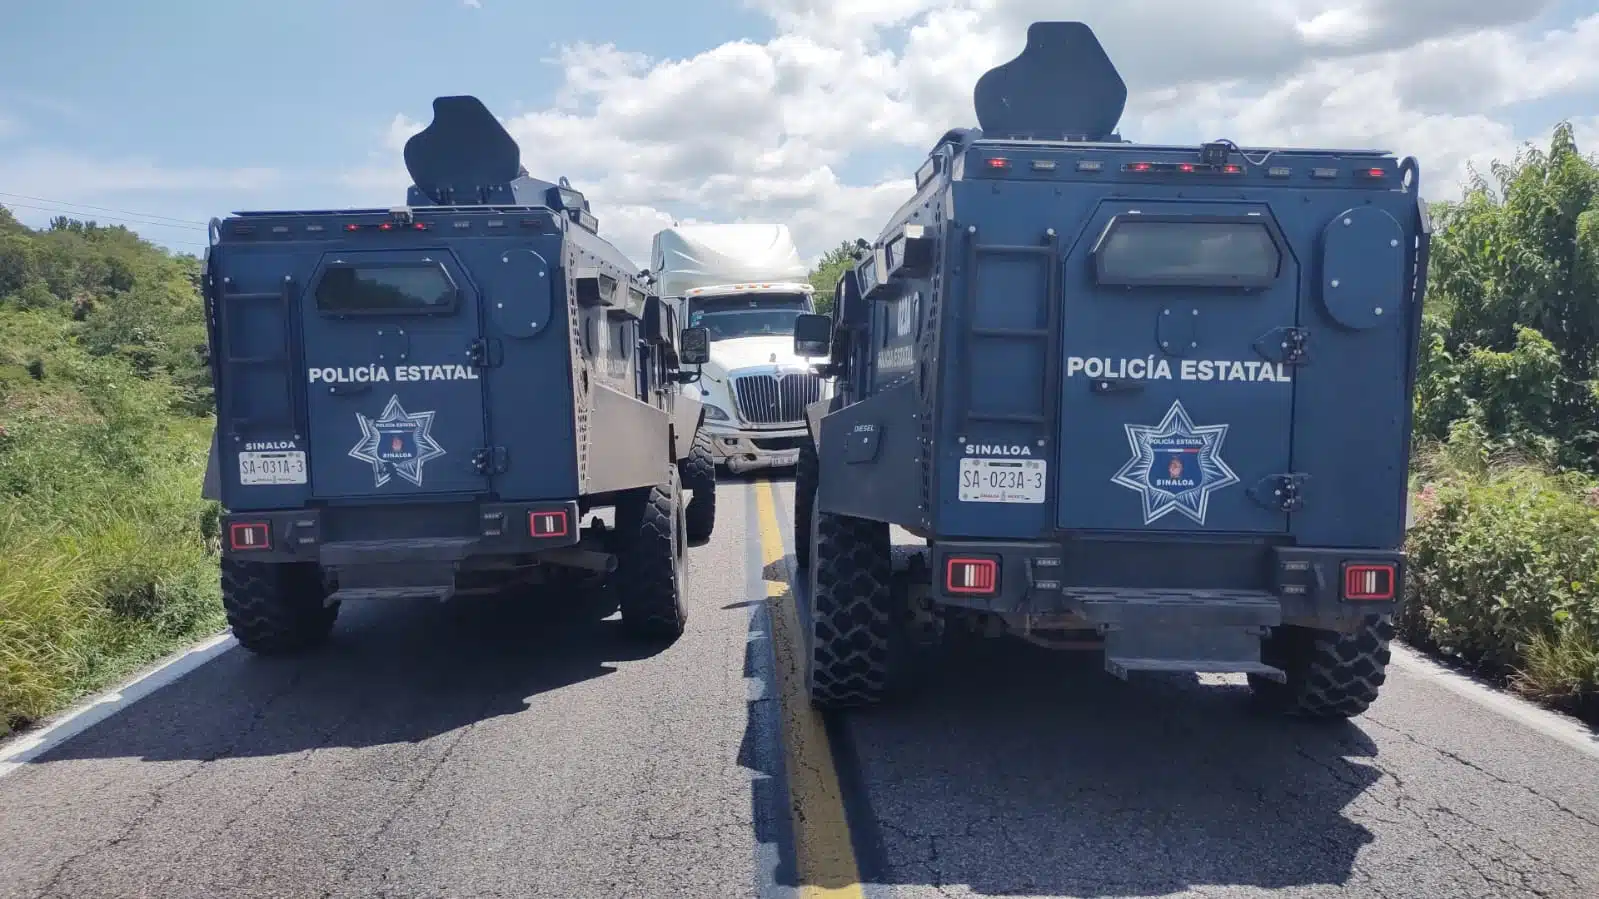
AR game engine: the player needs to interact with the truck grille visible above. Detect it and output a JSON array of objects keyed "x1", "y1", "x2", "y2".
[{"x1": 732, "y1": 372, "x2": 821, "y2": 425}]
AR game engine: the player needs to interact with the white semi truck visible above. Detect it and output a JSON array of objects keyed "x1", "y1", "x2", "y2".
[{"x1": 649, "y1": 223, "x2": 831, "y2": 474}]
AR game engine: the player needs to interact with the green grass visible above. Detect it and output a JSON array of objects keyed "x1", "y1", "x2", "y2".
[{"x1": 0, "y1": 310, "x2": 223, "y2": 738}]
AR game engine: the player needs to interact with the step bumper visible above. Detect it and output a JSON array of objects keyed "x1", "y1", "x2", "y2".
[
  {"x1": 218, "y1": 500, "x2": 581, "y2": 564},
  {"x1": 926, "y1": 539, "x2": 1404, "y2": 631}
]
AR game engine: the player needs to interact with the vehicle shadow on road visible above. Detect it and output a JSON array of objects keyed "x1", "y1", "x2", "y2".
[
  {"x1": 32, "y1": 587, "x2": 666, "y2": 765},
  {"x1": 778, "y1": 561, "x2": 1385, "y2": 897},
  {"x1": 850, "y1": 639, "x2": 1382, "y2": 896}
]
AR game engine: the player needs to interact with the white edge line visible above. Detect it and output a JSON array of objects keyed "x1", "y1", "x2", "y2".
[
  {"x1": 0, "y1": 631, "x2": 239, "y2": 778},
  {"x1": 1390, "y1": 643, "x2": 1599, "y2": 762}
]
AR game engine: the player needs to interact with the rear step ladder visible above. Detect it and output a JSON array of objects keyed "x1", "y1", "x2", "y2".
[
  {"x1": 956, "y1": 226, "x2": 1062, "y2": 433},
  {"x1": 1072, "y1": 588, "x2": 1288, "y2": 681},
  {"x1": 216, "y1": 275, "x2": 302, "y2": 440}
]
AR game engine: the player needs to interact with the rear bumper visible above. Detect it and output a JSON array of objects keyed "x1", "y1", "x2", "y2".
[
  {"x1": 219, "y1": 500, "x2": 581, "y2": 565},
  {"x1": 702, "y1": 422, "x2": 807, "y2": 472},
  {"x1": 927, "y1": 539, "x2": 1403, "y2": 632}
]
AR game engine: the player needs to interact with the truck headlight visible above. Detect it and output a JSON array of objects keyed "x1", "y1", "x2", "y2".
[{"x1": 704, "y1": 404, "x2": 730, "y2": 421}]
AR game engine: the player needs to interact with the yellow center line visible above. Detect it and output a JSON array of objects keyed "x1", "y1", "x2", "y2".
[{"x1": 754, "y1": 479, "x2": 866, "y2": 899}]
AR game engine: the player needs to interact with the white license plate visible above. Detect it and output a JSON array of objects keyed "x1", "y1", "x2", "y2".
[
  {"x1": 239, "y1": 451, "x2": 307, "y2": 485},
  {"x1": 958, "y1": 458, "x2": 1046, "y2": 503}
]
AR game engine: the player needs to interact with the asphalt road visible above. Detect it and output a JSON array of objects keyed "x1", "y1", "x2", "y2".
[{"x1": 1, "y1": 477, "x2": 1597, "y2": 899}]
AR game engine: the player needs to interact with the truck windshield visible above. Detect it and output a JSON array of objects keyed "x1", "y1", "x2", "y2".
[{"x1": 688, "y1": 293, "x2": 809, "y2": 340}]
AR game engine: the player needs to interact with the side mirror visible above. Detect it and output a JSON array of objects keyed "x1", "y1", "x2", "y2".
[
  {"x1": 793, "y1": 313, "x2": 832, "y2": 357},
  {"x1": 679, "y1": 326, "x2": 711, "y2": 365}
]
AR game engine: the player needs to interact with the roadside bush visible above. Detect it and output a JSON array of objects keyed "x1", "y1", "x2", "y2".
[{"x1": 1404, "y1": 435, "x2": 1599, "y2": 715}]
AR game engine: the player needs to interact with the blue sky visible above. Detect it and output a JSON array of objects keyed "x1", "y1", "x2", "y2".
[
  {"x1": 2, "y1": 1, "x2": 1596, "y2": 267},
  {"x1": 0, "y1": 0, "x2": 774, "y2": 257}
]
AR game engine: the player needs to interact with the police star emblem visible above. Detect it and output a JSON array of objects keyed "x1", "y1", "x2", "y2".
[
  {"x1": 348, "y1": 395, "x2": 447, "y2": 488},
  {"x1": 1111, "y1": 399, "x2": 1239, "y2": 525}
]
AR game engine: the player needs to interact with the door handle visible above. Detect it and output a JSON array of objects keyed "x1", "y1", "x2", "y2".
[{"x1": 1089, "y1": 377, "x2": 1143, "y2": 394}]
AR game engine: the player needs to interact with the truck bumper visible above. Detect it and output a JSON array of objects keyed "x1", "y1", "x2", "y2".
[
  {"x1": 702, "y1": 422, "x2": 807, "y2": 473},
  {"x1": 926, "y1": 539, "x2": 1403, "y2": 678}
]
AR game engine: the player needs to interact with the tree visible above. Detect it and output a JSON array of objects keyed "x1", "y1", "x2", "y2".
[
  {"x1": 806, "y1": 239, "x2": 865, "y2": 315},
  {"x1": 1417, "y1": 122, "x2": 1599, "y2": 472}
]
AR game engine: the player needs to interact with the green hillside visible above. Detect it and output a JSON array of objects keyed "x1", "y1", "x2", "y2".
[{"x1": 0, "y1": 206, "x2": 223, "y2": 737}]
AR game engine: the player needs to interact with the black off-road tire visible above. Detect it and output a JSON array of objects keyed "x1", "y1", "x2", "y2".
[
  {"x1": 613, "y1": 468, "x2": 688, "y2": 642},
  {"x1": 805, "y1": 506, "x2": 899, "y2": 709},
  {"x1": 793, "y1": 437, "x2": 818, "y2": 569},
  {"x1": 220, "y1": 558, "x2": 338, "y2": 656},
  {"x1": 1249, "y1": 615, "x2": 1394, "y2": 719},
  {"x1": 679, "y1": 430, "x2": 717, "y2": 547}
]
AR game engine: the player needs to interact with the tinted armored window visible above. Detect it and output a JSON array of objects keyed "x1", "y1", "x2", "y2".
[
  {"x1": 315, "y1": 263, "x2": 456, "y2": 313},
  {"x1": 1096, "y1": 220, "x2": 1280, "y2": 286}
]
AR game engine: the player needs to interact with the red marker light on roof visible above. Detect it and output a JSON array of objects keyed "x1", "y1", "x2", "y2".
[
  {"x1": 1178, "y1": 163, "x2": 1195, "y2": 173},
  {"x1": 1222, "y1": 164, "x2": 1244, "y2": 174},
  {"x1": 1359, "y1": 167, "x2": 1386, "y2": 179},
  {"x1": 1126, "y1": 162, "x2": 1153, "y2": 173},
  {"x1": 344, "y1": 223, "x2": 361, "y2": 232},
  {"x1": 986, "y1": 158, "x2": 1010, "y2": 169}
]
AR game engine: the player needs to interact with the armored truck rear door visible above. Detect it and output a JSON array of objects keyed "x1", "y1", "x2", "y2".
[
  {"x1": 300, "y1": 250, "x2": 490, "y2": 499},
  {"x1": 1055, "y1": 201, "x2": 1296, "y2": 534}
]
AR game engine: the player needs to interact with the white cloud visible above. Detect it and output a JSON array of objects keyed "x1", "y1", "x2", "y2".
[
  {"x1": 462, "y1": 0, "x2": 481, "y2": 7},
  {"x1": 339, "y1": 2, "x2": 1599, "y2": 268},
  {"x1": 9, "y1": 3, "x2": 1595, "y2": 267},
  {"x1": 0, "y1": 150, "x2": 282, "y2": 197}
]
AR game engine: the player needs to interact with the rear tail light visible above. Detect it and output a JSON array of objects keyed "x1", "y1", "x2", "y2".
[
  {"x1": 229, "y1": 522, "x2": 271, "y2": 551},
  {"x1": 1342, "y1": 563, "x2": 1396, "y2": 600},
  {"x1": 946, "y1": 557, "x2": 999, "y2": 596},
  {"x1": 529, "y1": 510, "x2": 569, "y2": 538}
]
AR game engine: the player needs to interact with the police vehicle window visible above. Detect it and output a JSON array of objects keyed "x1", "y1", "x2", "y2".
[
  {"x1": 315, "y1": 263, "x2": 456, "y2": 313},
  {"x1": 1096, "y1": 220, "x2": 1280, "y2": 284}
]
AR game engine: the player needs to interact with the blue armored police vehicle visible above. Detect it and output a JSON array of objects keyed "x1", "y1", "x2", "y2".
[
  {"x1": 791, "y1": 22, "x2": 1431, "y2": 719},
  {"x1": 199, "y1": 95, "x2": 715, "y2": 654}
]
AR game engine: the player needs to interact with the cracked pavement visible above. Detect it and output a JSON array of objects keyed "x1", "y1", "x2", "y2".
[{"x1": 2, "y1": 478, "x2": 1598, "y2": 898}]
